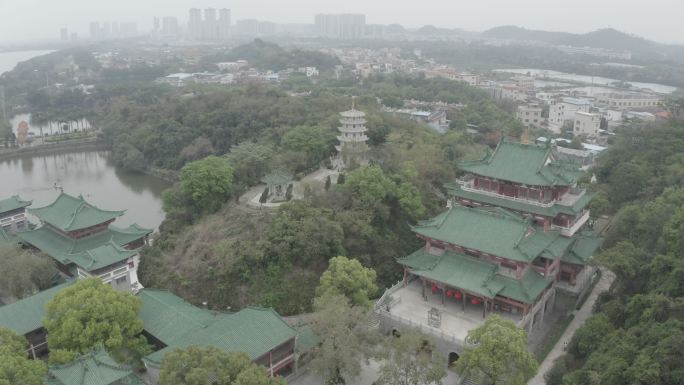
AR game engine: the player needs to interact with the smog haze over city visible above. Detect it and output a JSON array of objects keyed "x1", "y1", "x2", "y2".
[
  {"x1": 2, "y1": 0, "x2": 684, "y2": 384},
  {"x1": 1, "y1": 0, "x2": 684, "y2": 45}
]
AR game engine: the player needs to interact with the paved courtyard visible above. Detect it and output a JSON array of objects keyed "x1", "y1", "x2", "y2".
[
  {"x1": 288, "y1": 359, "x2": 462, "y2": 385},
  {"x1": 387, "y1": 280, "x2": 521, "y2": 341}
]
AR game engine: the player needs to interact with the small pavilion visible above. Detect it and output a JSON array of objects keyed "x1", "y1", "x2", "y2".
[{"x1": 261, "y1": 170, "x2": 294, "y2": 202}]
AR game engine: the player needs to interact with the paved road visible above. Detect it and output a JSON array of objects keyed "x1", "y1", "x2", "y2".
[{"x1": 528, "y1": 268, "x2": 615, "y2": 385}]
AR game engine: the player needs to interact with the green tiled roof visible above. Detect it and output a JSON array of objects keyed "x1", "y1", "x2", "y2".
[
  {"x1": 296, "y1": 325, "x2": 319, "y2": 353},
  {"x1": 411, "y1": 206, "x2": 561, "y2": 263},
  {"x1": 561, "y1": 232, "x2": 604, "y2": 265},
  {"x1": 399, "y1": 249, "x2": 504, "y2": 299},
  {"x1": 17, "y1": 225, "x2": 150, "y2": 272},
  {"x1": 445, "y1": 183, "x2": 594, "y2": 217},
  {"x1": 0, "y1": 195, "x2": 31, "y2": 214},
  {"x1": 0, "y1": 281, "x2": 74, "y2": 335},
  {"x1": 46, "y1": 348, "x2": 140, "y2": 385},
  {"x1": 398, "y1": 248, "x2": 552, "y2": 304},
  {"x1": 493, "y1": 270, "x2": 552, "y2": 304},
  {"x1": 138, "y1": 289, "x2": 297, "y2": 364},
  {"x1": 29, "y1": 193, "x2": 124, "y2": 232},
  {"x1": 261, "y1": 170, "x2": 294, "y2": 185},
  {"x1": 65, "y1": 241, "x2": 137, "y2": 271},
  {"x1": 459, "y1": 141, "x2": 583, "y2": 186}
]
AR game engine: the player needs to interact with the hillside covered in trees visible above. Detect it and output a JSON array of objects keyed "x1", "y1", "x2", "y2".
[{"x1": 548, "y1": 121, "x2": 684, "y2": 385}]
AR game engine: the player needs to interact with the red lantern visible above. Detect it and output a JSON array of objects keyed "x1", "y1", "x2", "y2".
[
  {"x1": 446, "y1": 290, "x2": 453, "y2": 297},
  {"x1": 454, "y1": 292, "x2": 462, "y2": 300},
  {"x1": 471, "y1": 298, "x2": 480, "y2": 305},
  {"x1": 431, "y1": 284, "x2": 437, "y2": 293}
]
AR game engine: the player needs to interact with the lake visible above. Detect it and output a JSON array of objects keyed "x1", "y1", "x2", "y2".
[
  {"x1": 0, "y1": 49, "x2": 55, "y2": 75},
  {"x1": 495, "y1": 68, "x2": 677, "y2": 94},
  {"x1": 0, "y1": 150, "x2": 170, "y2": 230}
]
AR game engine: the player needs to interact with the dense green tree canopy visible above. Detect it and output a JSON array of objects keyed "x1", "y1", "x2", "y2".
[
  {"x1": 0, "y1": 327, "x2": 47, "y2": 385},
  {"x1": 375, "y1": 330, "x2": 447, "y2": 385},
  {"x1": 315, "y1": 256, "x2": 378, "y2": 308},
  {"x1": 456, "y1": 315, "x2": 538, "y2": 385},
  {"x1": 0, "y1": 244, "x2": 56, "y2": 300},
  {"x1": 309, "y1": 294, "x2": 374, "y2": 385},
  {"x1": 180, "y1": 156, "x2": 235, "y2": 213},
  {"x1": 159, "y1": 346, "x2": 284, "y2": 385},
  {"x1": 43, "y1": 278, "x2": 149, "y2": 363}
]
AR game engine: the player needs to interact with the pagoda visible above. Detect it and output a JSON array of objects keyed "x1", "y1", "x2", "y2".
[
  {"x1": 17, "y1": 193, "x2": 151, "y2": 293},
  {"x1": 335, "y1": 105, "x2": 369, "y2": 169}
]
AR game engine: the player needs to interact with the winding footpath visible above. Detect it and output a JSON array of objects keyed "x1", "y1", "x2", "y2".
[{"x1": 528, "y1": 268, "x2": 615, "y2": 385}]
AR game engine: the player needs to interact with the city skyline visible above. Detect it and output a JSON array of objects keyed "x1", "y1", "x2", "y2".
[{"x1": 1, "y1": 0, "x2": 684, "y2": 45}]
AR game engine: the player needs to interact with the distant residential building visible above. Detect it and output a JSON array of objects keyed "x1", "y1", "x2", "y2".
[
  {"x1": 548, "y1": 97, "x2": 592, "y2": 133},
  {"x1": 511, "y1": 75, "x2": 535, "y2": 90},
  {"x1": 188, "y1": 8, "x2": 202, "y2": 40},
  {"x1": 314, "y1": 14, "x2": 366, "y2": 39},
  {"x1": 219, "y1": 8, "x2": 231, "y2": 39},
  {"x1": 455, "y1": 73, "x2": 479, "y2": 86},
  {"x1": 516, "y1": 103, "x2": 544, "y2": 130},
  {"x1": 594, "y1": 92, "x2": 660, "y2": 111},
  {"x1": 573, "y1": 111, "x2": 601, "y2": 138},
  {"x1": 235, "y1": 19, "x2": 260, "y2": 36},
  {"x1": 161, "y1": 16, "x2": 180, "y2": 38}
]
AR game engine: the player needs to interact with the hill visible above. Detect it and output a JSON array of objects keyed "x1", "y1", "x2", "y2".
[
  {"x1": 206, "y1": 39, "x2": 341, "y2": 71},
  {"x1": 482, "y1": 26, "x2": 684, "y2": 58}
]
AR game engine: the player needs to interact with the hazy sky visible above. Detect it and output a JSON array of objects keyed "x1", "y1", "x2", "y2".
[{"x1": 1, "y1": 0, "x2": 683, "y2": 44}]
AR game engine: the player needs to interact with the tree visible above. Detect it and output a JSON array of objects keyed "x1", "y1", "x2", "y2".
[
  {"x1": 309, "y1": 294, "x2": 373, "y2": 385},
  {"x1": 285, "y1": 183, "x2": 293, "y2": 201},
  {"x1": 159, "y1": 346, "x2": 284, "y2": 385},
  {"x1": 375, "y1": 330, "x2": 447, "y2": 385},
  {"x1": 456, "y1": 315, "x2": 538, "y2": 385},
  {"x1": 337, "y1": 173, "x2": 345, "y2": 184},
  {"x1": 324, "y1": 175, "x2": 331, "y2": 190},
  {"x1": 43, "y1": 278, "x2": 149, "y2": 363},
  {"x1": 315, "y1": 256, "x2": 378, "y2": 309},
  {"x1": 259, "y1": 187, "x2": 269, "y2": 204},
  {"x1": 180, "y1": 156, "x2": 234, "y2": 213},
  {"x1": 265, "y1": 201, "x2": 344, "y2": 265},
  {"x1": 0, "y1": 327, "x2": 47, "y2": 385},
  {"x1": 225, "y1": 142, "x2": 273, "y2": 188},
  {"x1": 0, "y1": 244, "x2": 56, "y2": 300},
  {"x1": 282, "y1": 125, "x2": 335, "y2": 169}
]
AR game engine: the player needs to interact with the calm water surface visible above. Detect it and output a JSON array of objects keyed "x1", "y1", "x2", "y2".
[
  {"x1": 0, "y1": 150, "x2": 170, "y2": 229},
  {"x1": 0, "y1": 50, "x2": 55, "y2": 74}
]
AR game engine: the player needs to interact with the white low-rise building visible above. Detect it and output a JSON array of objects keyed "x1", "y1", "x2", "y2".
[
  {"x1": 573, "y1": 111, "x2": 601, "y2": 138},
  {"x1": 594, "y1": 92, "x2": 660, "y2": 111},
  {"x1": 548, "y1": 97, "x2": 592, "y2": 133},
  {"x1": 516, "y1": 103, "x2": 544, "y2": 130}
]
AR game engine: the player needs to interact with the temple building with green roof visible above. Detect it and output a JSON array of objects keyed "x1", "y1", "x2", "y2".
[
  {"x1": 15, "y1": 193, "x2": 151, "y2": 293},
  {"x1": 44, "y1": 348, "x2": 143, "y2": 385},
  {"x1": 0, "y1": 194, "x2": 31, "y2": 233},
  {"x1": 445, "y1": 139, "x2": 602, "y2": 291},
  {"x1": 137, "y1": 289, "x2": 299, "y2": 381},
  {"x1": 374, "y1": 140, "x2": 603, "y2": 365}
]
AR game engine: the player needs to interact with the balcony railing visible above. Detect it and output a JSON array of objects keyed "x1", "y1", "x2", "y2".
[
  {"x1": 552, "y1": 210, "x2": 590, "y2": 237},
  {"x1": 455, "y1": 179, "x2": 555, "y2": 208}
]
